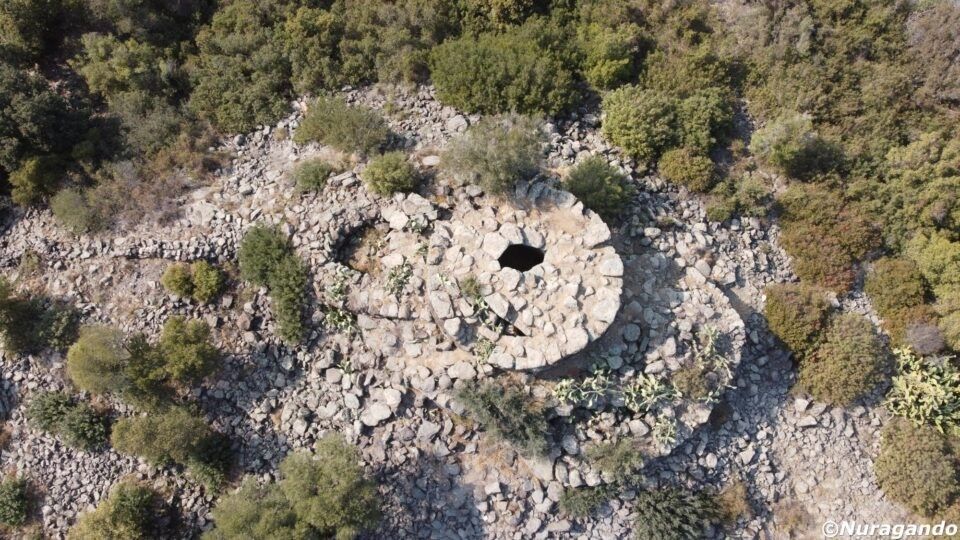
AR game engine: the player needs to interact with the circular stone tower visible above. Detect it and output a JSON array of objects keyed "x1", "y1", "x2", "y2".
[{"x1": 425, "y1": 181, "x2": 624, "y2": 371}]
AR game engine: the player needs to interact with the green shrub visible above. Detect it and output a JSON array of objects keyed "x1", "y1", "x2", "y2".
[
  {"x1": 0, "y1": 0, "x2": 62, "y2": 64},
  {"x1": 157, "y1": 316, "x2": 219, "y2": 384},
  {"x1": 658, "y1": 148, "x2": 714, "y2": 192},
  {"x1": 161, "y1": 263, "x2": 193, "y2": 298},
  {"x1": 0, "y1": 65, "x2": 88, "y2": 177},
  {"x1": 586, "y1": 439, "x2": 644, "y2": 484},
  {"x1": 764, "y1": 283, "x2": 832, "y2": 358},
  {"x1": 442, "y1": 115, "x2": 542, "y2": 195},
  {"x1": 866, "y1": 258, "x2": 927, "y2": 315},
  {"x1": 559, "y1": 486, "x2": 612, "y2": 518},
  {"x1": 70, "y1": 482, "x2": 162, "y2": 540},
  {"x1": 908, "y1": 2, "x2": 960, "y2": 106},
  {"x1": 278, "y1": 434, "x2": 381, "y2": 537},
  {"x1": 51, "y1": 188, "x2": 100, "y2": 235},
  {"x1": 456, "y1": 379, "x2": 550, "y2": 456},
  {"x1": 188, "y1": 0, "x2": 290, "y2": 133},
  {"x1": 238, "y1": 225, "x2": 291, "y2": 287},
  {"x1": 26, "y1": 391, "x2": 72, "y2": 432},
  {"x1": 60, "y1": 403, "x2": 108, "y2": 450},
  {"x1": 748, "y1": 113, "x2": 839, "y2": 180},
  {"x1": 9, "y1": 155, "x2": 62, "y2": 206},
  {"x1": 292, "y1": 159, "x2": 335, "y2": 192},
  {"x1": 111, "y1": 406, "x2": 215, "y2": 467},
  {"x1": 0, "y1": 477, "x2": 28, "y2": 527},
  {"x1": 67, "y1": 325, "x2": 130, "y2": 396},
  {"x1": 601, "y1": 86, "x2": 678, "y2": 164},
  {"x1": 190, "y1": 261, "x2": 224, "y2": 303},
  {"x1": 676, "y1": 88, "x2": 732, "y2": 153},
  {"x1": 362, "y1": 152, "x2": 417, "y2": 196},
  {"x1": 632, "y1": 486, "x2": 720, "y2": 540},
  {"x1": 563, "y1": 156, "x2": 633, "y2": 222},
  {"x1": 267, "y1": 255, "x2": 308, "y2": 345},
  {"x1": 886, "y1": 348, "x2": 960, "y2": 435},
  {"x1": 777, "y1": 184, "x2": 880, "y2": 293},
  {"x1": 934, "y1": 299, "x2": 958, "y2": 358},
  {"x1": 294, "y1": 97, "x2": 389, "y2": 156},
  {"x1": 203, "y1": 479, "x2": 299, "y2": 539},
  {"x1": 430, "y1": 18, "x2": 579, "y2": 115},
  {"x1": 27, "y1": 391, "x2": 106, "y2": 450},
  {"x1": 672, "y1": 364, "x2": 710, "y2": 400},
  {"x1": 0, "y1": 280, "x2": 78, "y2": 354},
  {"x1": 875, "y1": 418, "x2": 959, "y2": 517},
  {"x1": 907, "y1": 230, "x2": 960, "y2": 292},
  {"x1": 577, "y1": 22, "x2": 643, "y2": 90},
  {"x1": 205, "y1": 433, "x2": 380, "y2": 540},
  {"x1": 799, "y1": 314, "x2": 888, "y2": 406},
  {"x1": 238, "y1": 225, "x2": 308, "y2": 344}
]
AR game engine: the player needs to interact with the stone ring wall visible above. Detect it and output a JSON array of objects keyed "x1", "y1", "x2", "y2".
[{"x1": 425, "y1": 181, "x2": 624, "y2": 370}]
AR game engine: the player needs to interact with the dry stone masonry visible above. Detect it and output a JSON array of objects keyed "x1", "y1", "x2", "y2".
[{"x1": 426, "y1": 181, "x2": 624, "y2": 371}]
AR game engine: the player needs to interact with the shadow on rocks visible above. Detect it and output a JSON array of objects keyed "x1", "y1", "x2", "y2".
[{"x1": 370, "y1": 450, "x2": 486, "y2": 540}]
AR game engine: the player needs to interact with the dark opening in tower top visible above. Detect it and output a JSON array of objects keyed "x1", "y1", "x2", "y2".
[{"x1": 498, "y1": 244, "x2": 545, "y2": 272}]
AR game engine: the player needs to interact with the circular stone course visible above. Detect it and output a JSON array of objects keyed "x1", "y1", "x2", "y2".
[{"x1": 426, "y1": 181, "x2": 624, "y2": 370}]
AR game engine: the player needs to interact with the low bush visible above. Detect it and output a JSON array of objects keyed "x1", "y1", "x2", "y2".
[
  {"x1": 190, "y1": 261, "x2": 225, "y2": 303},
  {"x1": 292, "y1": 159, "x2": 335, "y2": 192},
  {"x1": 294, "y1": 97, "x2": 389, "y2": 156},
  {"x1": 632, "y1": 486, "x2": 720, "y2": 540},
  {"x1": 9, "y1": 155, "x2": 62, "y2": 206},
  {"x1": 161, "y1": 263, "x2": 193, "y2": 298},
  {"x1": 0, "y1": 280, "x2": 79, "y2": 355},
  {"x1": 777, "y1": 184, "x2": 880, "y2": 293},
  {"x1": 799, "y1": 314, "x2": 888, "y2": 406},
  {"x1": 51, "y1": 188, "x2": 100, "y2": 235},
  {"x1": 27, "y1": 391, "x2": 107, "y2": 451},
  {"x1": 865, "y1": 258, "x2": 927, "y2": 317},
  {"x1": 907, "y1": 231, "x2": 960, "y2": 292},
  {"x1": 886, "y1": 348, "x2": 960, "y2": 434},
  {"x1": 456, "y1": 379, "x2": 550, "y2": 457},
  {"x1": 577, "y1": 22, "x2": 643, "y2": 90},
  {"x1": 563, "y1": 156, "x2": 633, "y2": 222},
  {"x1": 266, "y1": 255, "x2": 308, "y2": 344},
  {"x1": 157, "y1": 316, "x2": 219, "y2": 384},
  {"x1": 875, "y1": 418, "x2": 959, "y2": 517},
  {"x1": 430, "y1": 18, "x2": 579, "y2": 115},
  {"x1": 672, "y1": 364, "x2": 710, "y2": 400},
  {"x1": 748, "y1": 113, "x2": 840, "y2": 180},
  {"x1": 70, "y1": 482, "x2": 162, "y2": 540},
  {"x1": 60, "y1": 403, "x2": 108, "y2": 451},
  {"x1": 441, "y1": 115, "x2": 542, "y2": 195},
  {"x1": 66, "y1": 325, "x2": 130, "y2": 396},
  {"x1": 0, "y1": 477, "x2": 27, "y2": 527},
  {"x1": 658, "y1": 148, "x2": 714, "y2": 192},
  {"x1": 601, "y1": 86, "x2": 678, "y2": 164},
  {"x1": 559, "y1": 486, "x2": 612, "y2": 518},
  {"x1": 111, "y1": 407, "x2": 225, "y2": 487},
  {"x1": 362, "y1": 152, "x2": 417, "y2": 196},
  {"x1": 585, "y1": 439, "x2": 644, "y2": 484},
  {"x1": 205, "y1": 434, "x2": 380, "y2": 539},
  {"x1": 163, "y1": 260, "x2": 224, "y2": 303},
  {"x1": 676, "y1": 88, "x2": 732, "y2": 154},
  {"x1": 763, "y1": 283, "x2": 832, "y2": 358},
  {"x1": 238, "y1": 225, "x2": 291, "y2": 287},
  {"x1": 238, "y1": 225, "x2": 308, "y2": 344},
  {"x1": 716, "y1": 480, "x2": 752, "y2": 524}
]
